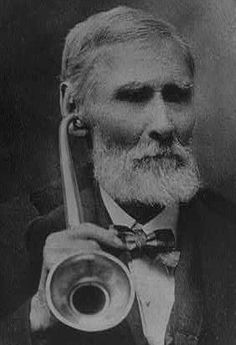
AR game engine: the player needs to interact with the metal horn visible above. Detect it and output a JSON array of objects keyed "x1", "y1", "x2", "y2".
[{"x1": 45, "y1": 114, "x2": 135, "y2": 332}]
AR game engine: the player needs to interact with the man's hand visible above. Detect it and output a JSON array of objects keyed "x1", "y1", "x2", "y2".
[{"x1": 30, "y1": 223, "x2": 125, "y2": 331}]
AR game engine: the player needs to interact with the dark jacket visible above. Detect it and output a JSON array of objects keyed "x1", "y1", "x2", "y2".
[{"x1": 0, "y1": 186, "x2": 236, "y2": 345}]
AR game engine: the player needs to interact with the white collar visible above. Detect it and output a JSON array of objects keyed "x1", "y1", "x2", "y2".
[{"x1": 100, "y1": 187, "x2": 179, "y2": 238}]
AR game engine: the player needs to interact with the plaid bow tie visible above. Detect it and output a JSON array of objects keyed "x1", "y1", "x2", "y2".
[{"x1": 111, "y1": 224, "x2": 176, "y2": 258}]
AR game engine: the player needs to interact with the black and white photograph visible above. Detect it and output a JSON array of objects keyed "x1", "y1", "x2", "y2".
[{"x1": 0, "y1": 1, "x2": 236, "y2": 344}]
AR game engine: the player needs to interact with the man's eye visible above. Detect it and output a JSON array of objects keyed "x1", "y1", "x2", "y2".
[
  {"x1": 115, "y1": 86, "x2": 154, "y2": 104},
  {"x1": 161, "y1": 83, "x2": 192, "y2": 104}
]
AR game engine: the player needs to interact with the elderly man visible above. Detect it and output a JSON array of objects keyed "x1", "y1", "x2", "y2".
[{"x1": 2, "y1": 6, "x2": 236, "y2": 345}]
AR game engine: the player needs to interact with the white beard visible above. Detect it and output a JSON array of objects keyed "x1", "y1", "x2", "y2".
[{"x1": 92, "y1": 130, "x2": 201, "y2": 207}]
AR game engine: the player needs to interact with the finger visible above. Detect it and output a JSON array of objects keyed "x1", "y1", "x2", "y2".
[
  {"x1": 70, "y1": 223, "x2": 126, "y2": 249},
  {"x1": 44, "y1": 239, "x2": 101, "y2": 269}
]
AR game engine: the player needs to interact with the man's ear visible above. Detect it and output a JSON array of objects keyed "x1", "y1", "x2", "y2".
[
  {"x1": 60, "y1": 81, "x2": 89, "y2": 137},
  {"x1": 60, "y1": 81, "x2": 76, "y2": 118}
]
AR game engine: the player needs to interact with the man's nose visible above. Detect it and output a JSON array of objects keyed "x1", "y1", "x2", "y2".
[{"x1": 143, "y1": 99, "x2": 175, "y2": 146}]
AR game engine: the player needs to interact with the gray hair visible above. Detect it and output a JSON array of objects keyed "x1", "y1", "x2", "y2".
[{"x1": 61, "y1": 6, "x2": 194, "y2": 106}]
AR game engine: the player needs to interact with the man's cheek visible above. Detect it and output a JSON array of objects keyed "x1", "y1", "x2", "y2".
[{"x1": 99, "y1": 124, "x2": 141, "y2": 149}]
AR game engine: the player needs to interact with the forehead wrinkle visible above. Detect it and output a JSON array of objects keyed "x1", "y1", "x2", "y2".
[
  {"x1": 88, "y1": 38, "x2": 163, "y2": 79},
  {"x1": 112, "y1": 41, "x2": 189, "y2": 77}
]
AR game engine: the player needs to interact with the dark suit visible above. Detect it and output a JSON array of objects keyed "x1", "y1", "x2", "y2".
[{"x1": 1, "y1": 184, "x2": 236, "y2": 345}]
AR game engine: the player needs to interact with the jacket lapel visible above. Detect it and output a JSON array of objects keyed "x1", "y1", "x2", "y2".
[
  {"x1": 195, "y1": 192, "x2": 236, "y2": 345},
  {"x1": 166, "y1": 198, "x2": 204, "y2": 345}
]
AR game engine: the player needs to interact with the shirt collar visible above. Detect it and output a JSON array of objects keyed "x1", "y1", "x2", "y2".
[{"x1": 100, "y1": 187, "x2": 179, "y2": 238}]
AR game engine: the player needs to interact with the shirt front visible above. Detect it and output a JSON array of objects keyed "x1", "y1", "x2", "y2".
[{"x1": 100, "y1": 188, "x2": 179, "y2": 345}]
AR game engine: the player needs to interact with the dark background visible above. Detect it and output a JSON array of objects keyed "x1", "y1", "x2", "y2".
[{"x1": 1, "y1": 0, "x2": 236, "y2": 207}]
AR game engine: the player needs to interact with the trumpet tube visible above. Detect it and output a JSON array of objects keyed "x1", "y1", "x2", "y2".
[{"x1": 45, "y1": 115, "x2": 135, "y2": 332}]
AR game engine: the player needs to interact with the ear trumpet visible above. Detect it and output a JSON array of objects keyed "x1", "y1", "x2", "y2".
[{"x1": 45, "y1": 114, "x2": 135, "y2": 332}]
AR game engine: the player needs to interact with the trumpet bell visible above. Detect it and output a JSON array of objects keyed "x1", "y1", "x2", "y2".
[{"x1": 46, "y1": 251, "x2": 135, "y2": 332}]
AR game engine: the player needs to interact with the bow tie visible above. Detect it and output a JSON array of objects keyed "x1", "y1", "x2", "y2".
[{"x1": 111, "y1": 224, "x2": 176, "y2": 258}]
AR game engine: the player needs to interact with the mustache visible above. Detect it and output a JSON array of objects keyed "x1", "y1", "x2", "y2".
[{"x1": 130, "y1": 139, "x2": 191, "y2": 164}]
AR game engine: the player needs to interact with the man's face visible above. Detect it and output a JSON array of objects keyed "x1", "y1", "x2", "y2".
[{"x1": 85, "y1": 38, "x2": 200, "y2": 206}]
